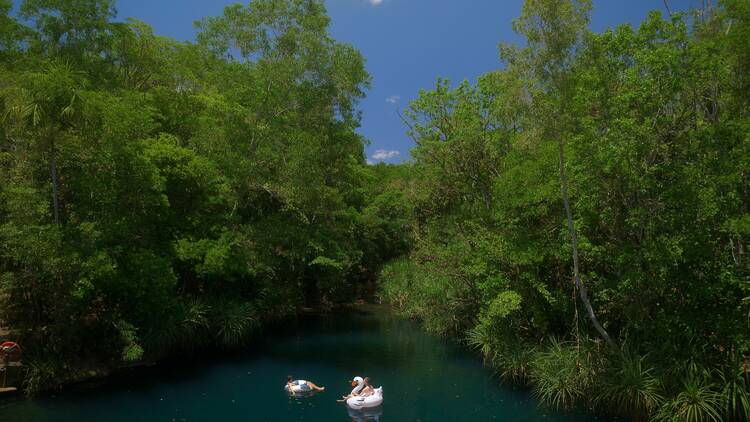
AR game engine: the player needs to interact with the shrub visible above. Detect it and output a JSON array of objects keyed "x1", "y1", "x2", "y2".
[
  {"x1": 378, "y1": 258, "x2": 418, "y2": 313},
  {"x1": 596, "y1": 353, "x2": 663, "y2": 420},
  {"x1": 493, "y1": 344, "x2": 537, "y2": 386},
  {"x1": 23, "y1": 357, "x2": 61, "y2": 396},
  {"x1": 467, "y1": 290, "x2": 533, "y2": 386},
  {"x1": 143, "y1": 298, "x2": 210, "y2": 355},
  {"x1": 466, "y1": 321, "x2": 497, "y2": 362},
  {"x1": 116, "y1": 320, "x2": 144, "y2": 362},
  {"x1": 214, "y1": 301, "x2": 259, "y2": 348},
  {"x1": 530, "y1": 339, "x2": 595, "y2": 411},
  {"x1": 656, "y1": 365, "x2": 722, "y2": 422},
  {"x1": 379, "y1": 257, "x2": 474, "y2": 335},
  {"x1": 715, "y1": 355, "x2": 750, "y2": 421}
]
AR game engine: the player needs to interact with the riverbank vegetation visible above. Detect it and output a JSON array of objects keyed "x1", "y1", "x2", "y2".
[
  {"x1": 0, "y1": 0, "x2": 407, "y2": 394},
  {"x1": 379, "y1": 0, "x2": 750, "y2": 420},
  {"x1": 1, "y1": 0, "x2": 748, "y2": 419}
]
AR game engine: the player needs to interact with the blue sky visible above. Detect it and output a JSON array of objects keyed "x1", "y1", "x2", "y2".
[{"x1": 15, "y1": 0, "x2": 698, "y2": 163}]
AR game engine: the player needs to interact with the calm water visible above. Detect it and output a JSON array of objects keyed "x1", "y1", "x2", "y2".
[{"x1": 0, "y1": 307, "x2": 597, "y2": 421}]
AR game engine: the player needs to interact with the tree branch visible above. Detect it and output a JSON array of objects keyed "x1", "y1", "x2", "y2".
[
  {"x1": 396, "y1": 108, "x2": 420, "y2": 145},
  {"x1": 558, "y1": 136, "x2": 616, "y2": 349},
  {"x1": 663, "y1": 0, "x2": 673, "y2": 17}
]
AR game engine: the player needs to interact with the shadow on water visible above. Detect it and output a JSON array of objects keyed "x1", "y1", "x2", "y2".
[{"x1": 0, "y1": 306, "x2": 600, "y2": 421}]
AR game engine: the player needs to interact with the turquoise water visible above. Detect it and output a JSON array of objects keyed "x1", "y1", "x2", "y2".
[{"x1": 0, "y1": 307, "x2": 597, "y2": 421}]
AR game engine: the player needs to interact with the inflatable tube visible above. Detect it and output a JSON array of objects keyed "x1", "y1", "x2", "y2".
[
  {"x1": 346, "y1": 387, "x2": 383, "y2": 410},
  {"x1": 284, "y1": 380, "x2": 312, "y2": 394},
  {"x1": 349, "y1": 377, "x2": 364, "y2": 396},
  {"x1": 0, "y1": 342, "x2": 20, "y2": 353},
  {"x1": 0, "y1": 341, "x2": 21, "y2": 361},
  {"x1": 346, "y1": 404, "x2": 383, "y2": 422}
]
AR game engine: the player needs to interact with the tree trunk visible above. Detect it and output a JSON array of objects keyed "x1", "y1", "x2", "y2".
[
  {"x1": 558, "y1": 139, "x2": 616, "y2": 348},
  {"x1": 50, "y1": 136, "x2": 60, "y2": 225}
]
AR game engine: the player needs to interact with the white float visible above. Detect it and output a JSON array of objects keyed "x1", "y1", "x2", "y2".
[
  {"x1": 284, "y1": 380, "x2": 313, "y2": 394},
  {"x1": 346, "y1": 376, "x2": 383, "y2": 410},
  {"x1": 346, "y1": 404, "x2": 383, "y2": 422}
]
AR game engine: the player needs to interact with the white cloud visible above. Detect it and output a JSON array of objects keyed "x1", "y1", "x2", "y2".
[
  {"x1": 369, "y1": 0, "x2": 384, "y2": 5},
  {"x1": 386, "y1": 95, "x2": 400, "y2": 104},
  {"x1": 371, "y1": 149, "x2": 400, "y2": 161}
]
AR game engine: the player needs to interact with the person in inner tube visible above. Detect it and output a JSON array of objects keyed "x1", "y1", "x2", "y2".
[
  {"x1": 359, "y1": 377, "x2": 374, "y2": 397},
  {"x1": 287, "y1": 375, "x2": 325, "y2": 395}
]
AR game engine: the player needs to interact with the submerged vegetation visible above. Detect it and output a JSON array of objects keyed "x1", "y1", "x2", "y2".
[{"x1": 0, "y1": 0, "x2": 748, "y2": 420}]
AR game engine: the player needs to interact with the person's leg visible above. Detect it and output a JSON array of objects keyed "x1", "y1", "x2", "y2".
[{"x1": 306, "y1": 381, "x2": 325, "y2": 391}]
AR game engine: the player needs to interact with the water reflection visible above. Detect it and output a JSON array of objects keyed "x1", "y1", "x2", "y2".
[{"x1": 346, "y1": 404, "x2": 383, "y2": 422}]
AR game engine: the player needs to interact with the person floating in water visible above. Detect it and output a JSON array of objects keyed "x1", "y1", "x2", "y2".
[
  {"x1": 285, "y1": 375, "x2": 325, "y2": 395},
  {"x1": 359, "y1": 377, "x2": 374, "y2": 397},
  {"x1": 340, "y1": 376, "x2": 365, "y2": 401}
]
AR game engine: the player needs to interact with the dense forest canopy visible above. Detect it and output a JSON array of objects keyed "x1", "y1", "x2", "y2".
[
  {"x1": 0, "y1": 0, "x2": 408, "y2": 391},
  {"x1": 0, "y1": 0, "x2": 749, "y2": 420},
  {"x1": 379, "y1": 0, "x2": 750, "y2": 420}
]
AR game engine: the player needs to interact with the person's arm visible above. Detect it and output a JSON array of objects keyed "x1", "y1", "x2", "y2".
[{"x1": 343, "y1": 386, "x2": 359, "y2": 400}]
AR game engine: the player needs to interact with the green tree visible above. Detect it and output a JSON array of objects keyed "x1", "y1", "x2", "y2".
[
  {"x1": 0, "y1": 0, "x2": 25, "y2": 60},
  {"x1": 3, "y1": 61, "x2": 84, "y2": 225},
  {"x1": 20, "y1": 0, "x2": 117, "y2": 58},
  {"x1": 505, "y1": 0, "x2": 614, "y2": 347}
]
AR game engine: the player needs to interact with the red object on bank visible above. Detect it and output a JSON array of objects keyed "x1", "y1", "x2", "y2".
[{"x1": 0, "y1": 341, "x2": 21, "y2": 362}]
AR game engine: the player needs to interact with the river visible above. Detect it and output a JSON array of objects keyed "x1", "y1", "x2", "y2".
[{"x1": 0, "y1": 306, "x2": 597, "y2": 421}]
